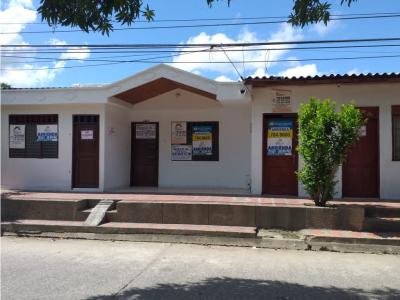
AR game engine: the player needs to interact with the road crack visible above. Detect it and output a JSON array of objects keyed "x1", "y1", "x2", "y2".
[{"x1": 112, "y1": 243, "x2": 173, "y2": 297}]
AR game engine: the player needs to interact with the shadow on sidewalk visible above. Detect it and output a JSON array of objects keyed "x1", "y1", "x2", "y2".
[{"x1": 85, "y1": 277, "x2": 400, "y2": 300}]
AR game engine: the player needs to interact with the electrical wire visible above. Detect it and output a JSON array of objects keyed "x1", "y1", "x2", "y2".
[
  {"x1": 3, "y1": 54, "x2": 400, "y2": 71},
  {"x1": 1, "y1": 14, "x2": 400, "y2": 34},
  {"x1": 1, "y1": 12, "x2": 399, "y2": 25},
  {"x1": 3, "y1": 43, "x2": 400, "y2": 56},
  {"x1": 3, "y1": 37, "x2": 400, "y2": 49}
]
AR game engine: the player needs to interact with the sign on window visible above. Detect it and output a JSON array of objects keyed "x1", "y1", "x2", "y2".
[
  {"x1": 37, "y1": 124, "x2": 58, "y2": 142},
  {"x1": 267, "y1": 119, "x2": 293, "y2": 156},
  {"x1": 171, "y1": 145, "x2": 192, "y2": 161},
  {"x1": 192, "y1": 125, "x2": 212, "y2": 156},
  {"x1": 9, "y1": 124, "x2": 25, "y2": 149},
  {"x1": 171, "y1": 121, "x2": 187, "y2": 144}
]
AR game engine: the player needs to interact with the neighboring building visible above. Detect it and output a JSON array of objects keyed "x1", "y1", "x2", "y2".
[{"x1": 1, "y1": 64, "x2": 399, "y2": 199}]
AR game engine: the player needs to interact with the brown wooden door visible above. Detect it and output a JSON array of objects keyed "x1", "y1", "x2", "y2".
[
  {"x1": 342, "y1": 107, "x2": 379, "y2": 198},
  {"x1": 72, "y1": 115, "x2": 99, "y2": 188},
  {"x1": 263, "y1": 115, "x2": 298, "y2": 195},
  {"x1": 131, "y1": 122, "x2": 159, "y2": 186}
]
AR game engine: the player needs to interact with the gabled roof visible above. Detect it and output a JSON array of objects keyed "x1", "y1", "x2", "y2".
[
  {"x1": 110, "y1": 64, "x2": 218, "y2": 104},
  {"x1": 245, "y1": 72, "x2": 400, "y2": 86}
]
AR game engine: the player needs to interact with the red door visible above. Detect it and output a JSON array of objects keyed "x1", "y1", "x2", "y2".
[
  {"x1": 131, "y1": 122, "x2": 159, "y2": 186},
  {"x1": 72, "y1": 115, "x2": 99, "y2": 188},
  {"x1": 262, "y1": 115, "x2": 298, "y2": 195},
  {"x1": 342, "y1": 107, "x2": 379, "y2": 198}
]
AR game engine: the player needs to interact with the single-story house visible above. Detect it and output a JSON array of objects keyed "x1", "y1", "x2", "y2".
[{"x1": 1, "y1": 64, "x2": 399, "y2": 199}]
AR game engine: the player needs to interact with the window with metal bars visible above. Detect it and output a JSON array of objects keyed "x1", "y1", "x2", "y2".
[
  {"x1": 9, "y1": 114, "x2": 58, "y2": 158},
  {"x1": 393, "y1": 106, "x2": 400, "y2": 161},
  {"x1": 187, "y1": 121, "x2": 219, "y2": 161}
]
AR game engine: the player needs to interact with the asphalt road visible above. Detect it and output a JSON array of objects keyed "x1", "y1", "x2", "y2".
[{"x1": 2, "y1": 236, "x2": 400, "y2": 300}]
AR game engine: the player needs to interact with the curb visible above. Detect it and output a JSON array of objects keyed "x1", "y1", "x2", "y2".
[
  {"x1": 2, "y1": 230, "x2": 400, "y2": 255},
  {"x1": 306, "y1": 236, "x2": 400, "y2": 254},
  {"x1": 2, "y1": 231, "x2": 306, "y2": 250}
]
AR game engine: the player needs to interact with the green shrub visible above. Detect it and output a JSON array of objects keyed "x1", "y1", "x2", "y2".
[{"x1": 297, "y1": 98, "x2": 364, "y2": 206}]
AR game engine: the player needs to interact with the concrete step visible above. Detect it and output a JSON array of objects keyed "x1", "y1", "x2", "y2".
[
  {"x1": 1, "y1": 198, "x2": 87, "y2": 221},
  {"x1": 100, "y1": 222, "x2": 256, "y2": 237},
  {"x1": 1, "y1": 220, "x2": 257, "y2": 238},
  {"x1": 365, "y1": 207, "x2": 400, "y2": 218},
  {"x1": 1, "y1": 198, "x2": 366, "y2": 231},
  {"x1": 363, "y1": 217, "x2": 400, "y2": 232}
]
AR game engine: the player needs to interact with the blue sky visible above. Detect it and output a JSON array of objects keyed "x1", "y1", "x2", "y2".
[{"x1": 1, "y1": 0, "x2": 400, "y2": 87}]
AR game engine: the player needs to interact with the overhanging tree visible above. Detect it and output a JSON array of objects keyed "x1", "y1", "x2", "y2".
[
  {"x1": 1, "y1": 83, "x2": 12, "y2": 89},
  {"x1": 297, "y1": 98, "x2": 363, "y2": 207},
  {"x1": 37, "y1": 0, "x2": 358, "y2": 35}
]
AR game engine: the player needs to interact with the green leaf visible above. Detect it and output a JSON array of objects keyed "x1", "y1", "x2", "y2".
[{"x1": 297, "y1": 98, "x2": 363, "y2": 206}]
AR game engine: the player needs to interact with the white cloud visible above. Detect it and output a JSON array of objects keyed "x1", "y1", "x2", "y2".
[
  {"x1": 60, "y1": 47, "x2": 91, "y2": 61},
  {"x1": 48, "y1": 38, "x2": 67, "y2": 46},
  {"x1": 0, "y1": 1, "x2": 90, "y2": 87},
  {"x1": 8, "y1": 0, "x2": 34, "y2": 9},
  {"x1": 170, "y1": 24, "x2": 303, "y2": 78},
  {"x1": 347, "y1": 68, "x2": 368, "y2": 75},
  {"x1": 48, "y1": 39, "x2": 90, "y2": 61},
  {"x1": 2, "y1": 63, "x2": 64, "y2": 87},
  {"x1": 279, "y1": 64, "x2": 319, "y2": 78},
  {"x1": 215, "y1": 75, "x2": 235, "y2": 82},
  {"x1": 0, "y1": 0, "x2": 36, "y2": 45},
  {"x1": 249, "y1": 68, "x2": 268, "y2": 78},
  {"x1": 310, "y1": 20, "x2": 340, "y2": 36},
  {"x1": 191, "y1": 70, "x2": 202, "y2": 76}
]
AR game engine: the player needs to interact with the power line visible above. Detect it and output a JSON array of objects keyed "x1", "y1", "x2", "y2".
[
  {"x1": 1, "y1": 12, "x2": 399, "y2": 25},
  {"x1": 3, "y1": 54, "x2": 400, "y2": 71},
  {"x1": 4, "y1": 46, "x2": 400, "y2": 64},
  {"x1": 3, "y1": 43, "x2": 400, "y2": 55},
  {"x1": 3, "y1": 37, "x2": 400, "y2": 49},
  {"x1": 1, "y1": 14, "x2": 400, "y2": 34},
  {"x1": 219, "y1": 44, "x2": 245, "y2": 80}
]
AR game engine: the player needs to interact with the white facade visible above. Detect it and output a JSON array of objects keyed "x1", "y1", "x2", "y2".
[
  {"x1": 250, "y1": 81, "x2": 400, "y2": 199},
  {"x1": 1, "y1": 65, "x2": 399, "y2": 199},
  {"x1": 1, "y1": 104, "x2": 106, "y2": 191}
]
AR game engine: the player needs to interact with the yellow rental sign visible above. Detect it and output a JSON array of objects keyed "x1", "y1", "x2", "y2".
[{"x1": 267, "y1": 130, "x2": 292, "y2": 138}]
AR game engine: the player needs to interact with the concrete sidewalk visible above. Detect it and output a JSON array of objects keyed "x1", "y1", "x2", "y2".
[
  {"x1": 3, "y1": 189, "x2": 400, "y2": 208},
  {"x1": 3, "y1": 221, "x2": 400, "y2": 255},
  {"x1": 2, "y1": 189, "x2": 400, "y2": 254}
]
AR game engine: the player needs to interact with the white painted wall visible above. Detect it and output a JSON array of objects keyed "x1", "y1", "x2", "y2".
[
  {"x1": 127, "y1": 88, "x2": 252, "y2": 189},
  {"x1": 103, "y1": 103, "x2": 131, "y2": 190},
  {"x1": 2, "y1": 65, "x2": 398, "y2": 198},
  {"x1": 1, "y1": 104, "x2": 106, "y2": 191},
  {"x1": 251, "y1": 82, "x2": 400, "y2": 199},
  {"x1": 0, "y1": 64, "x2": 250, "y2": 192},
  {"x1": 2, "y1": 88, "x2": 109, "y2": 105}
]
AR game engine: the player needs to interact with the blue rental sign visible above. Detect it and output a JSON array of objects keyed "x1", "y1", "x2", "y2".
[
  {"x1": 37, "y1": 124, "x2": 58, "y2": 142},
  {"x1": 267, "y1": 119, "x2": 293, "y2": 156},
  {"x1": 192, "y1": 125, "x2": 212, "y2": 156}
]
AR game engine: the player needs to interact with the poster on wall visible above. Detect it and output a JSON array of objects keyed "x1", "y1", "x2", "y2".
[
  {"x1": 37, "y1": 124, "x2": 58, "y2": 141},
  {"x1": 171, "y1": 121, "x2": 187, "y2": 144},
  {"x1": 9, "y1": 124, "x2": 25, "y2": 149},
  {"x1": 192, "y1": 125, "x2": 212, "y2": 156},
  {"x1": 136, "y1": 124, "x2": 156, "y2": 139},
  {"x1": 171, "y1": 145, "x2": 192, "y2": 161},
  {"x1": 267, "y1": 119, "x2": 293, "y2": 156},
  {"x1": 272, "y1": 89, "x2": 292, "y2": 113}
]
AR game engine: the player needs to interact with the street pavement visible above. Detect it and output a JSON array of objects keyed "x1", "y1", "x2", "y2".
[{"x1": 1, "y1": 236, "x2": 400, "y2": 300}]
